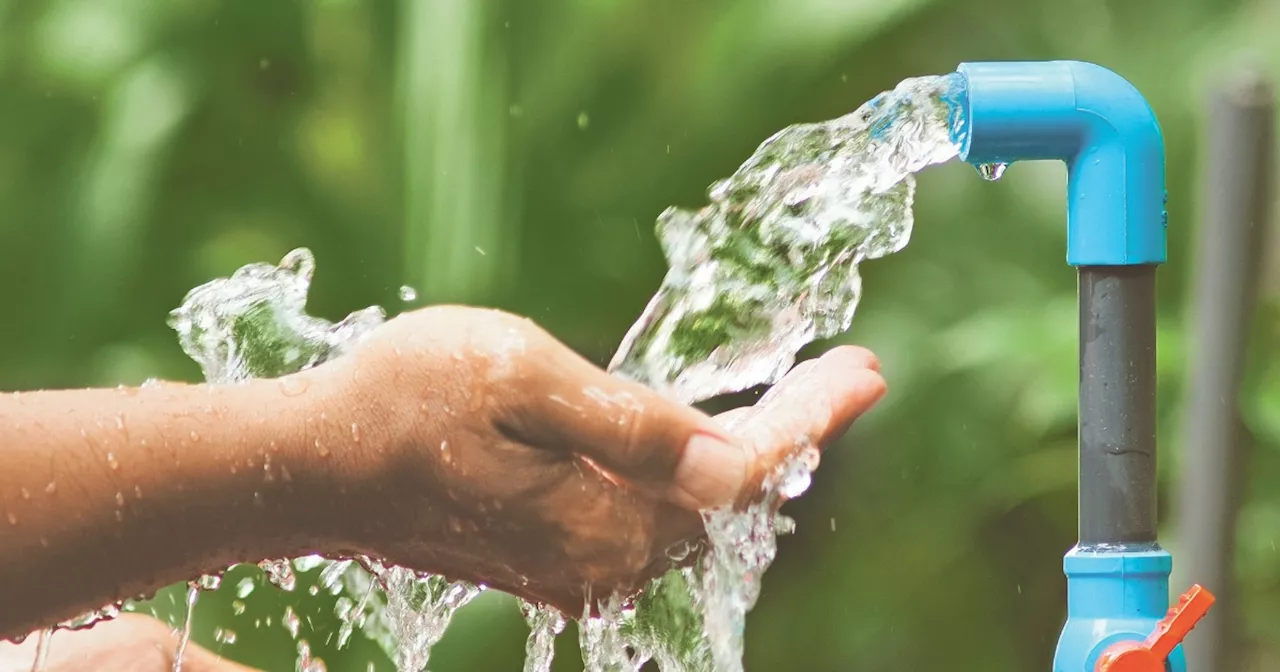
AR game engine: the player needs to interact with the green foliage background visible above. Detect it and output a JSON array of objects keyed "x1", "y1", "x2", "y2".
[{"x1": 3, "y1": 0, "x2": 1280, "y2": 669}]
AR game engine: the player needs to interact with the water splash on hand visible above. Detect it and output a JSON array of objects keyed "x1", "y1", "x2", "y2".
[
  {"x1": 144, "y1": 70, "x2": 964, "y2": 672},
  {"x1": 602, "y1": 73, "x2": 965, "y2": 670},
  {"x1": 165, "y1": 248, "x2": 474, "y2": 671}
]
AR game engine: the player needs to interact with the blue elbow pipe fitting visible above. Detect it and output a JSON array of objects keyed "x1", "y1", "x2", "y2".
[{"x1": 955, "y1": 61, "x2": 1167, "y2": 266}]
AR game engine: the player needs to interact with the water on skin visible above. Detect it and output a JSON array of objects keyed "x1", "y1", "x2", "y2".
[{"x1": 596, "y1": 73, "x2": 966, "y2": 670}]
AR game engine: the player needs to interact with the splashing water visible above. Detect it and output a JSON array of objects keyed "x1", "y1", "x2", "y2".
[
  {"x1": 118, "y1": 70, "x2": 962, "y2": 672},
  {"x1": 165, "y1": 249, "x2": 478, "y2": 671},
  {"x1": 520, "y1": 600, "x2": 567, "y2": 672},
  {"x1": 595, "y1": 73, "x2": 966, "y2": 670},
  {"x1": 167, "y1": 248, "x2": 385, "y2": 383},
  {"x1": 608, "y1": 73, "x2": 965, "y2": 402},
  {"x1": 359, "y1": 560, "x2": 482, "y2": 671}
]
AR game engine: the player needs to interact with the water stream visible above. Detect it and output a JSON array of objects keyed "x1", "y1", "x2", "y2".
[
  {"x1": 590, "y1": 71, "x2": 966, "y2": 671},
  {"x1": 21, "y1": 72, "x2": 966, "y2": 671}
]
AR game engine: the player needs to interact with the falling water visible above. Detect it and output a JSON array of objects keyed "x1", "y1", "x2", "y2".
[
  {"x1": 28, "y1": 629, "x2": 50, "y2": 672},
  {"x1": 597, "y1": 72, "x2": 967, "y2": 670},
  {"x1": 520, "y1": 600, "x2": 566, "y2": 672},
  {"x1": 171, "y1": 583, "x2": 201, "y2": 672},
  {"x1": 114, "y1": 70, "x2": 964, "y2": 671}
]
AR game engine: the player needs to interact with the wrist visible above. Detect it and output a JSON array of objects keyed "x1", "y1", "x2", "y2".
[{"x1": 272, "y1": 357, "x2": 425, "y2": 556}]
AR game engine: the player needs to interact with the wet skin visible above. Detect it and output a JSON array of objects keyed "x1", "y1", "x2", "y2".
[{"x1": 0, "y1": 306, "x2": 886, "y2": 667}]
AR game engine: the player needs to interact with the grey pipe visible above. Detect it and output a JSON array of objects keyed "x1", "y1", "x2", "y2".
[
  {"x1": 1078, "y1": 265, "x2": 1159, "y2": 546},
  {"x1": 1177, "y1": 67, "x2": 1274, "y2": 672}
]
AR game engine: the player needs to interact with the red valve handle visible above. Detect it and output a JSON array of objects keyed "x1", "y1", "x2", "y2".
[{"x1": 1094, "y1": 584, "x2": 1216, "y2": 672}]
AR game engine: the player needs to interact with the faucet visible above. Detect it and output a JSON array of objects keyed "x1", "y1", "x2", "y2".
[{"x1": 952, "y1": 60, "x2": 1215, "y2": 671}]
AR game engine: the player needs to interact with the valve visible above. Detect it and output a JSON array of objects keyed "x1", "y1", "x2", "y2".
[{"x1": 1094, "y1": 584, "x2": 1216, "y2": 672}]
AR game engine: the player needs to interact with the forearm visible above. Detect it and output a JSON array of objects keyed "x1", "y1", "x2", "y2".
[{"x1": 0, "y1": 369, "x2": 359, "y2": 639}]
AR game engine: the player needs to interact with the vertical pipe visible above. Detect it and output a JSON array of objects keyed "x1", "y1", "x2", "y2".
[
  {"x1": 1177, "y1": 68, "x2": 1273, "y2": 672},
  {"x1": 1078, "y1": 265, "x2": 1159, "y2": 546}
]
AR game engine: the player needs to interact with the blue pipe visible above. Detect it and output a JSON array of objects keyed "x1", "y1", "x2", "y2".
[
  {"x1": 955, "y1": 61, "x2": 1183, "y2": 671},
  {"x1": 956, "y1": 60, "x2": 1167, "y2": 266}
]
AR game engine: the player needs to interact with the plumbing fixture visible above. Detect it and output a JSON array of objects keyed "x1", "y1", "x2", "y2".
[{"x1": 954, "y1": 60, "x2": 1214, "y2": 671}]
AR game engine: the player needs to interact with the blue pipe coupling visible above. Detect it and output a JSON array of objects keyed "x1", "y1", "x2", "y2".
[{"x1": 1053, "y1": 547, "x2": 1186, "y2": 672}]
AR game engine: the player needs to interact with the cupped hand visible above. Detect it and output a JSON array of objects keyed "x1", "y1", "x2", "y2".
[{"x1": 321, "y1": 306, "x2": 886, "y2": 614}]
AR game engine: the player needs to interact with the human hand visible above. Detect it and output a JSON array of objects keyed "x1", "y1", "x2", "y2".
[
  {"x1": 0, "y1": 615, "x2": 258, "y2": 672},
  {"x1": 305, "y1": 306, "x2": 886, "y2": 614}
]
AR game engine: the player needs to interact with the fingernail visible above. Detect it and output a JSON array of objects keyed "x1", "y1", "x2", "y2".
[{"x1": 669, "y1": 431, "x2": 749, "y2": 510}]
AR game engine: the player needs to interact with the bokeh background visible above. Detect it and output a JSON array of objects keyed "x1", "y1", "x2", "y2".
[{"x1": 2, "y1": 0, "x2": 1280, "y2": 669}]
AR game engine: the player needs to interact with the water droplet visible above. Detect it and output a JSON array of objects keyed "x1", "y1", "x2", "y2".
[
  {"x1": 577, "y1": 111, "x2": 590, "y2": 129},
  {"x1": 6, "y1": 511, "x2": 16, "y2": 526},
  {"x1": 665, "y1": 540, "x2": 697, "y2": 561},
  {"x1": 440, "y1": 440, "x2": 452, "y2": 464},
  {"x1": 44, "y1": 481, "x2": 57, "y2": 495},
  {"x1": 278, "y1": 377, "x2": 310, "y2": 397},
  {"x1": 253, "y1": 491, "x2": 265, "y2": 508},
  {"x1": 260, "y1": 559, "x2": 296, "y2": 591},
  {"x1": 314, "y1": 439, "x2": 329, "y2": 458},
  {"x1": 214, "y1": 627, "x2": 237, "y2": 645},
  {"x1": 474, "y1": 246, "x2": 487, "y2": 256},
  {"x1": 830, "y1": 517, "x2": 836, "y2": 531},
  {"x1": 114, "y1": 491, "x2": 125, "y2": 506},
  {"x1": 189, "y1": 430, "x2": 200, "y2": 442},
  {"x1": 115, "y1": 415, "x2": 126, "y2": 432},
  {"x1": 283, "y1": 606, "x2": 301, "y2": 638},
  {"x1": 114, "y1": 510, "x2": 124, "y2": 522},
  {"x1": 19, "y1": 487, "x2": 30, "y2": 500},
  {"x1": 976, "y1": 162, "x2": 1007, "y2": 181},
  {"x1": 350, "y1": 423, "x2": 361, "y2": 443},
  {"x1": 196, "y1": 574, "x2": 222, "y2": 591},
  {"x1": 236, "y1": 577, "x2": 256, "y2": 598},
  {"x1": 398, "y1": 285, "x2": 418, "y2": 302},
  {"x1": 134, "y1": 485, "x2": 143, "y2": 499},
  {"x1": 106, "y1": 452, "x2": 119, "y2": 471},
  {"x1": 231, "y1": 600, "x2": 246, "y2": 615}
]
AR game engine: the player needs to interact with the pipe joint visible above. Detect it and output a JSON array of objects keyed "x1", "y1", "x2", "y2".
[{"x1": 957, "y1": 61, "x2": 1167, "y2": 266}]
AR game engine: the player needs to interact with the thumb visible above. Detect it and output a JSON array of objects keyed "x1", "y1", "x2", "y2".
[{"x1": 502, "y1": 346, "x2": 750, "y2": 511}]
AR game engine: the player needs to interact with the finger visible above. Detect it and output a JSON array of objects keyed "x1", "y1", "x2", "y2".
[
  {"x1": 505, "y1": 345, "x2": 750, "y2": 512},
  {"x1": 712, "y1": 405, "x2": 758, "y2": 434},
  {"x1": 733, "y1": 346, "x2": 886, "y2": 499},
  {"x1": 712, "y1": 345, "x2": 878, "y2": 429}
]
